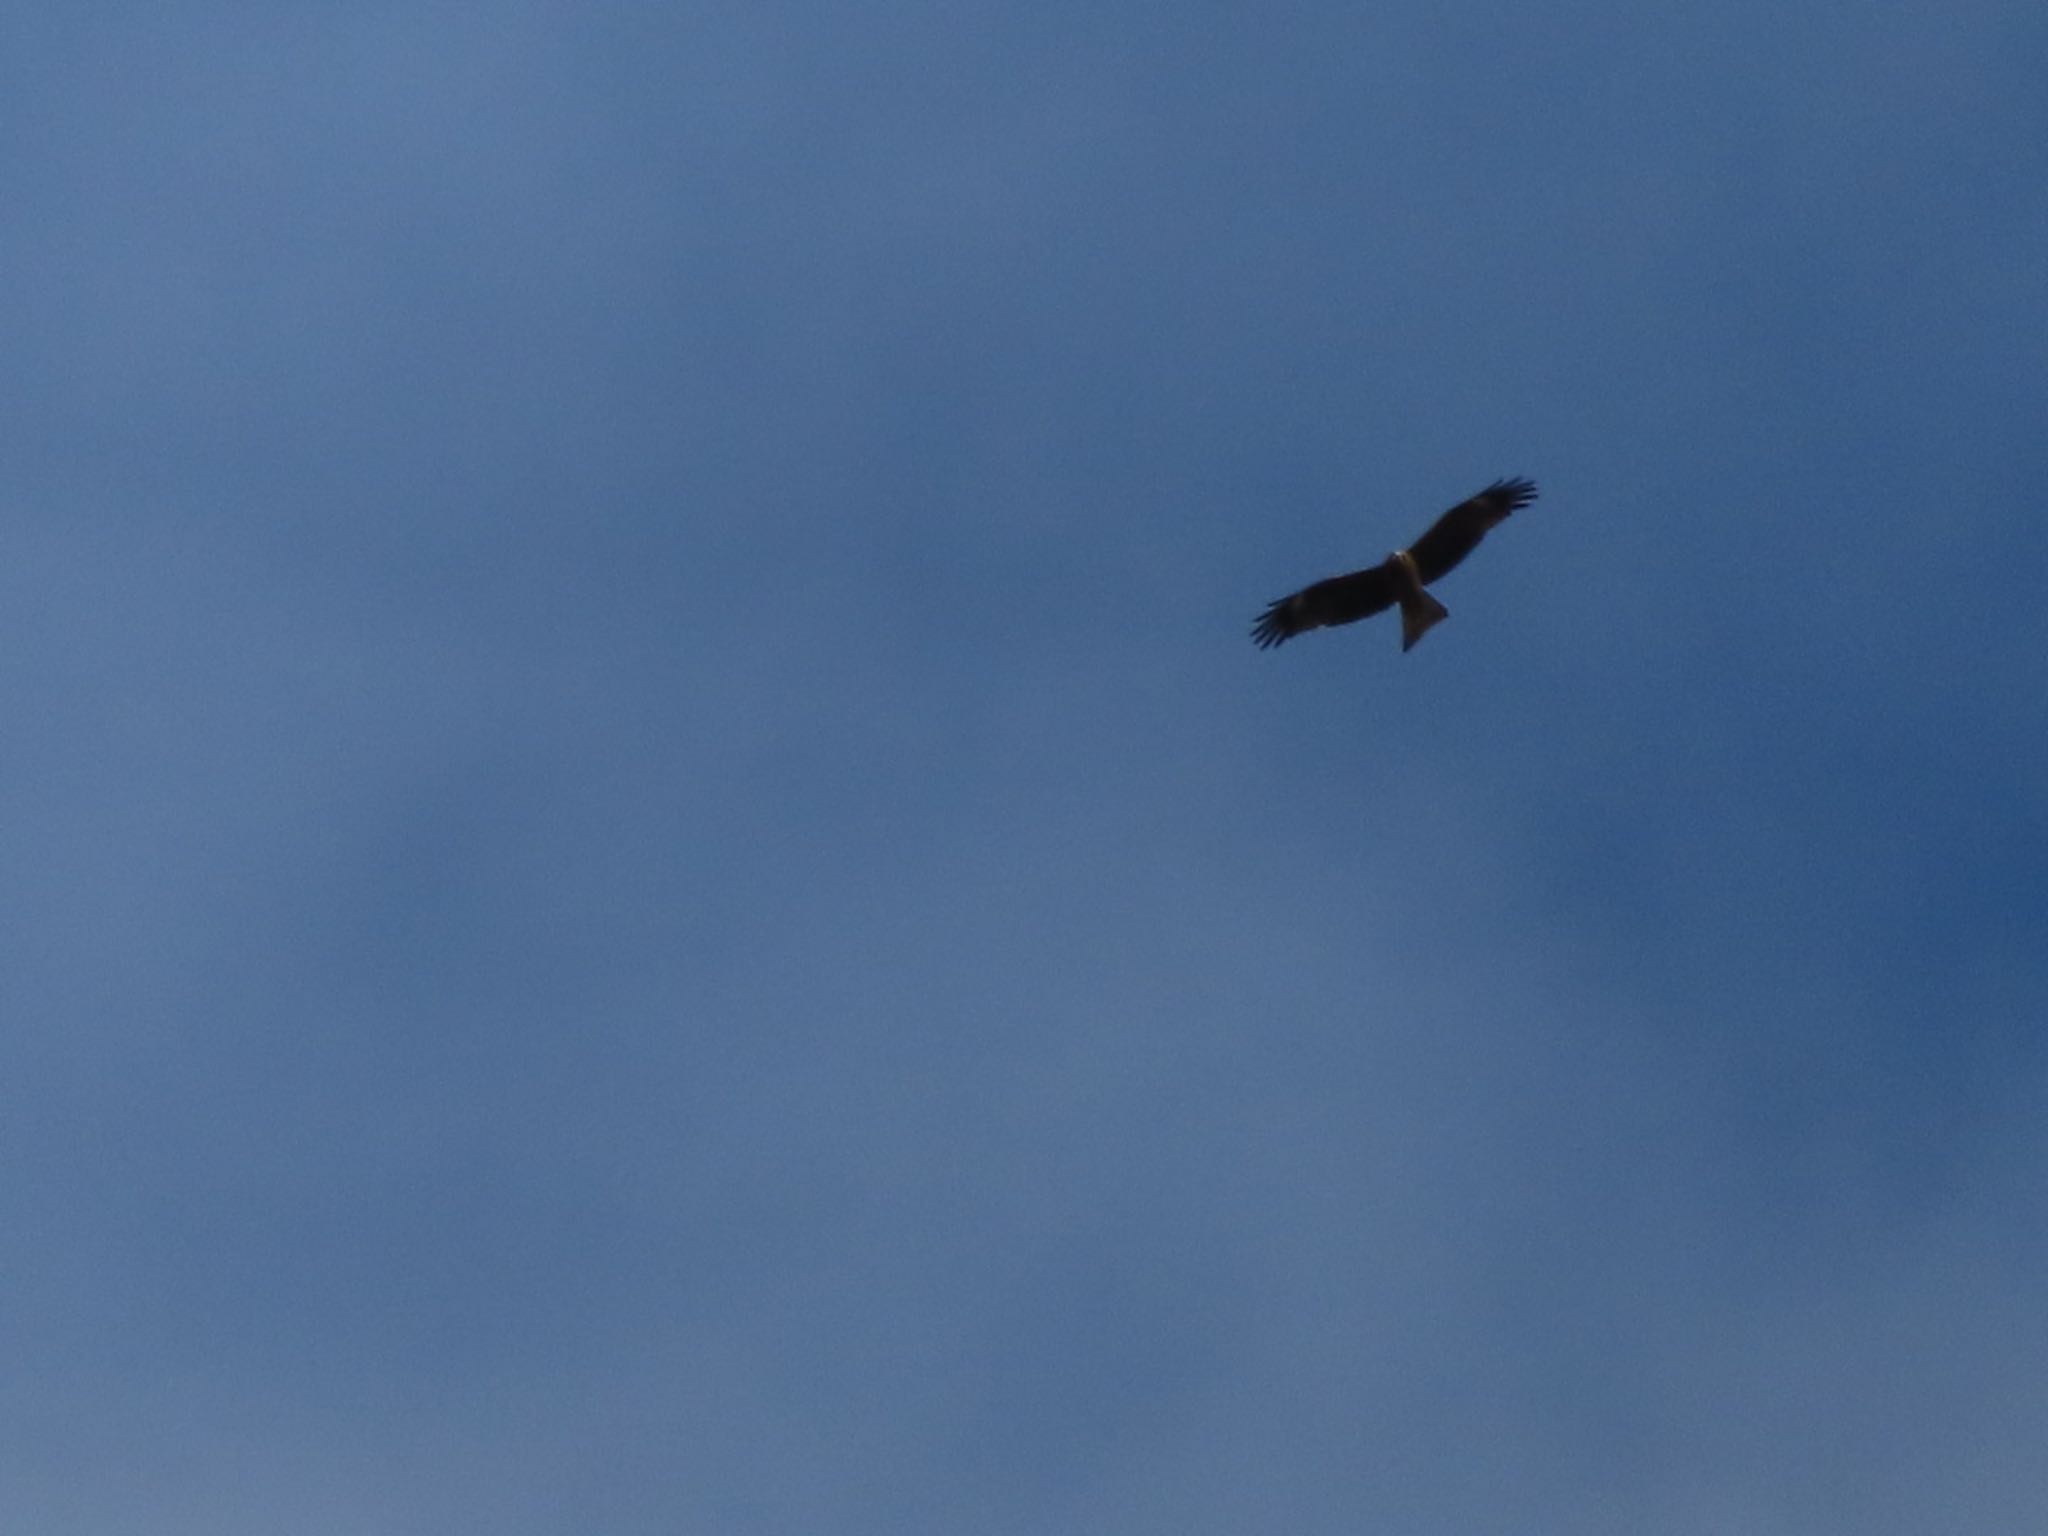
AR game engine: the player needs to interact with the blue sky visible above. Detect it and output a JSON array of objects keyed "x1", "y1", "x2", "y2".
[{"x1": 4, "y1": 3, "x2": 2045, "y2": 1530}]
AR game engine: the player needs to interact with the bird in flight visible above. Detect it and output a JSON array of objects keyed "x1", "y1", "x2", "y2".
[{"x1": 1251, "y1": 478, "x2": 1538, "y2": 653}]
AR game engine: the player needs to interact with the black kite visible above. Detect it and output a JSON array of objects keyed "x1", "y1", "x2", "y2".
[{"x1": 1251, "y1": 478, "x2": 1538, "y2": 653}]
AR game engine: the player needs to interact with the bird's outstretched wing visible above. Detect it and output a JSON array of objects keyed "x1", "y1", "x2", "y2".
[
  {"x1": 1250, "y1": 564, "x2": 1399, "y2": 649},
  {"x1": 1406, "y1": 478, "x2": 1538, "y2": 586}
]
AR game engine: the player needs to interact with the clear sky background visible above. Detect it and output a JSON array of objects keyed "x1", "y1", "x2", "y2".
[{"x1": 5, "y1": 4, "x2": 2045, "y2": 1531}]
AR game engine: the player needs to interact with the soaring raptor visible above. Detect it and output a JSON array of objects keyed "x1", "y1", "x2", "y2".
[{"x1": 1251, "y1": 478, "x2": 1538, "y2": 653}]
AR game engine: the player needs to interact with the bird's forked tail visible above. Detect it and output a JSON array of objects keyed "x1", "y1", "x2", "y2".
[{"x1": 1399, "y1": 590, "x2": 1449, "y2": 651}]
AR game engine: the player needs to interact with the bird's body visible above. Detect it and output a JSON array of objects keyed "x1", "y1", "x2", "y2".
[{"x1": 1251, "y1": 478, "x2": 1537, "y2": 653}]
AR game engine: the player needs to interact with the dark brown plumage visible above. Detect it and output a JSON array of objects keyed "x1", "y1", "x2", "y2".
[{"x1": 1251, "y1": 478, "x2": 1537, "y2": 653}]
